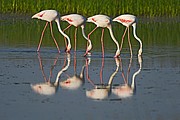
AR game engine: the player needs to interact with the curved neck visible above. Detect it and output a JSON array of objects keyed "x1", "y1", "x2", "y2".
[
  {"x1": 108, "y1": 60, "x2": 119, "y2": 85},
  {"x1": 107, "y1": 25, "x2": 120, "y2": 55},
  {"x1": 79, "y1": 65, "x2": 86, "y2": 80},
  {"x1": 81, "y1": 25, "x2": 92, "y2": 51},
  {"x1": 132, "y1": 23, "x2": 142, "y2": 55},
  {"x1": 131, "y1": 56, "x2": 142, "y2": 90},
  {"x1": 55, "y1": 54, "x2": 70, "y2": 84},
  {"x1": 55, "y1": 18, "x2": 71, "y2": 49}
]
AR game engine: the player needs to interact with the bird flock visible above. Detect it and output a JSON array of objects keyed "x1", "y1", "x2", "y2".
[{"x1": 32, "y1": 9, "x2": 142, "y2": 57}]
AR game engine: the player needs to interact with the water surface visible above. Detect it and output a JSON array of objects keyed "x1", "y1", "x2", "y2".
[{"x1": 0, "y1": 15, "x2": 180, "y2": 120}]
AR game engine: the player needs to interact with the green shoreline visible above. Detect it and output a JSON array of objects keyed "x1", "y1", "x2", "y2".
[{"x1": 1, "y1": 0, "x2": 179, "y2": 17}]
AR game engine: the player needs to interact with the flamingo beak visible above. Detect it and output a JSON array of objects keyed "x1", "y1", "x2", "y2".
[
  {"x1": 60, "y1": 16, "x2": 65, "y2": 21},
  {"x1": 32, "y1": 13, "x2": 39, "y2": 19},
  {"x1": 64, "y1": 48, "x2": 70, "y2": 53},
  {"x1": 86, "y1": 18, "x2": 91, "y2": 22},
  {"x1": 112, "y1": 18, "x2": 117, "y2": 22}
]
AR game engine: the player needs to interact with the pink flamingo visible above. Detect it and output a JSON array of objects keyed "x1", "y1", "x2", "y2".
[
  {"x1": 87, "y1": 15, "x2": 120, "y2": 58},
  {"x1": 60, "y1": 53, "x2": 86, "y2": 90},
  {"x1": 113, "y1": 14, "x2": 142, "y2": 56},
  {"x1": 112, "y1": 56, "x2": 142, "y2": 98},
  {"x1": 61, "y1": 14, "x2": 92, "y2": 54},
  {"x1": 31, "y1": 53, "x2": 60, "y2": 95},
  {"x1": 32, "y1": 10, "x2": 71, "y2": 53},
  {"x1": 86, "y1": 58, "x2": 120, "y2": 100}
]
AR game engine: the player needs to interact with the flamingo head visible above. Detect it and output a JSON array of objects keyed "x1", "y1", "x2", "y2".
[
  {"x1": 114, "y1": 50, "x2": 120, "y2": 58},
  {"x1": 112, "y1": 17, "x2": 120, "y2": 22},
  {"x1": 32, "y1": 12, "x2": 43, "y2": 19},
  {"x1": 86, "y1": 17, "x2": 93, "y2": 22},
  {"x1": 65, "y1": 48, "x2": 71, "y2": 53},
  {"x1": 86, "y1": 16, "x2": 97, "y2": 24},
  {"x1": 84, "y1": 42, "x2": 92, "y2": 57},
  {"x1": 87, "y1": 41, "x2": 92, "y2": 52},
  {"x1": 60, "y1": 16, "x2": 66, "y2": 21},
  {"x1": 65, "y1": 44, "x2": 71, "y2": 53},
  {"x1": 138, "y1": 48, "x2": 142, "y2": 56}
]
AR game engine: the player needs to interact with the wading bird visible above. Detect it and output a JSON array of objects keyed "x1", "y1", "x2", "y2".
[
  {"x1": 32, "y1": 10, "x2": 71, "y2": 53},
  {"x1": 113, "y1": 14, "x2": 142, "y2": 56},
  {"x1": 87, "y1": 15, "x2": 120, "y2": 58},
  {"x1": 112, "y1": 56, "x2": 142, "y2": 98},
  {"x1": 61, "y1": 14, "x2": 92, "y2": 55},
  {"x1": 86, "y1": 58, "x2": 120, "y2": 100},
  {"x1": 60, "y1": 53, "x2": 86, "y2": 90}
]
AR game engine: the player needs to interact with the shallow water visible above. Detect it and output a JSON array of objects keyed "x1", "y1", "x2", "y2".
[{"x1": 0, "y1": 15, "x2": 180, "y2": 120}]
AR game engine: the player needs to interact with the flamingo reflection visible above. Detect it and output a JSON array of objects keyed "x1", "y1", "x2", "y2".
[
  {"x1": 31, "y1": 53, "x2": 70, "y2": 95},
  {"x1": 86, "y1": 57, "x2": 120, "y2": 100},
  {"x1": 112, "y1": 56, "x2": 142, "y2": 98},
  {"x1": 60, "y1": 53, "x2": 86, "y2": 90}
]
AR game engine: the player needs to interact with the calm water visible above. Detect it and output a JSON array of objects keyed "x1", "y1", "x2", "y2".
[{"x1": 0, "y1": 15, "x2": 180, "y2": 120}]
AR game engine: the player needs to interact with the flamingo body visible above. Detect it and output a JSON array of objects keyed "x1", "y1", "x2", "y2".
[
  {"x1": 31, "y1": 82, "x2": 57, "y2": 95},
  {"x1": 60, "y1": 76, "x2": 83, "y2": 90},
  {"x1": 113, "y1": 14, "x2": 142, "y2": 56},
  {"x1": 86, "y1": 88, "x2": 109, "y2": 100},
  {"x1": 32, "y1": 10, "x2": 71, "y2": 53},
  {"x1": 61, "y1": 14, "x2": 92, "y2": 54},
  {"x1": 87, "y1": 15, "x2": 111, "y2": 27},
  {"x1": 112, "y1": 85, "x2": 133, "y2": 98},
  {"x1": 32, "y1": 10, "x2": 58, "y2": 22},
  {"x1": 113, "y1": 14, "x2": 136, "y2": 27},
  {"x1": 61, "y1": 14, "x2": 86, "y2": 27},
  {"x1": 87, "y1": 14, "x2": 120, "y2": 57}
]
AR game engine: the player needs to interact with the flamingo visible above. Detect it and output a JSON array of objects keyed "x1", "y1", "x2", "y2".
[
  {"x1": 60, "y1": 53, "x2": 86, "y2": 90},
  {"x1": 30, "y1": 53, "x2": 59, "y2": 95},
  {"x1": 61, "y1": 14, "x2": 92, "y2": 54},
  {"x1": 86, "y1": 15, "x2": 120, "y2": 58},
  {"x1": 86, "y1": 58, "x2": 120, "y2": 100},
  {"x1": 113, "y1": 14, "x2": 142, "y2": 56},
  {"x1": 32, "y1": 10, "x2": 71, "y2": 53},
  {"x1": 112, "y1": 56, "x2": 142, "y2": 98},
  {"x1": 31, "y1": 53, "x2": 70, "y2": 95}
]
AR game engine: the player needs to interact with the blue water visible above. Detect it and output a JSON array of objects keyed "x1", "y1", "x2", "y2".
[
  {"x1": 0, "y1": 15, "x2": 180, "y2": 120},
  {"x1": 0, "y1": 46, "x2": 179, "y2": 120}
]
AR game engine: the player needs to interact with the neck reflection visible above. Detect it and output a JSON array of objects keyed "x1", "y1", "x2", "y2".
[
  {"x1": 112, "y1": 56, "x2": 142, "y2": 98},
  {"x1": 86, "y1": 57, "x2": 120, "y2": 100},
  {"x1": 31, "y1": 53, "x2": 70, "y2": 96},
  {"x1": 59, "y1": 53, "x2": 86, "y2": 90}
]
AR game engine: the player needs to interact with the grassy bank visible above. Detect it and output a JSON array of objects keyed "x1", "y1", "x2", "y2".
[{"x1": 0, "y1": 0, "x2": 179, "y2": 17}]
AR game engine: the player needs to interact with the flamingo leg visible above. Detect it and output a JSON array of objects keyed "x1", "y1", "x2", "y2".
[
  {"x1": 100, "y1": 57, "x2": 104, "y2": 84},
  {"x1": 119, "y1": 57, "x2": 128, "y2": 84},
  {"x1": 126, "y1": 55, "x2": 132, "y2": 84},
  {"x1": 37, "y1": 53, "x2": 47, "y2": 82},
  {"x1": 119, "y1": 27, "x2": 128, "y2": 53},
  {"x1": 63, "y1": 24, "x2": 72, "y2": 50},
  {"x1": 74, "y1": 53, "x2": 77, "y2": 74},
  {"x1": 37, "y1": 22, "x2": 49, "y2": 52},
  {"x1": 74, "y1": 27, "x2": 77, "y2": 52},
  {"x1": 101, "y1": 28, "x2": 105, "y2": 58},
  {"x1": 88, "y1": 26, "x2": 98, "y2": 39},
  {"x1": 84, "y1": 26, "x2": 98, "y2": 56},
  {"x1": 120, "y1": 62, "x2": 128, "y2": 84},
  {"x1": 50, "y1": 22, "x2": 60, "y2": 53},
  {"x1": 48, "y1": 54, "x2": 59, "y2": 82},
  {"x1": 127, "y1": 27, "x2": 133, "y2": 56},
  {"x1": 85, "y1": 58, "x2": 95, "y2": 86},
  {"x1": 122, "y1": 70, "x2": 127, "y2": 84}
]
